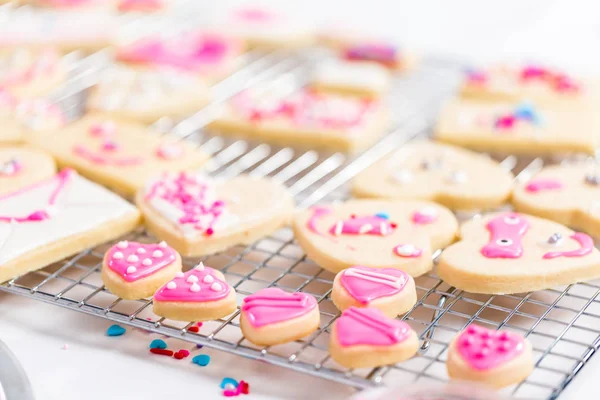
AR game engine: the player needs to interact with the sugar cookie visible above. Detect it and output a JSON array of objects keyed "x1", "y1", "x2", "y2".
[
  {"x1": 0, "y1": 48, "x2": 66, "y2": 98},
  {"x1": 435, "y1": 99, "x2": 600, "y2": 155},
  {"x1": 341, "y1": 41, "x2": 416, "y2": 71},
  {"x1": 310, "y1": 59, "x2": 391, "y2": 98},
  {"x1": 0, "y1": 146, "x2": 56, "y2": 196},
  {"x1": 0, "y1": 168, "x2": 140, "y2": 283},
  {"x1": 102, "y1": 240, "x2": 182, "y2": 300},
  {"x1": 117, "y1": 0, "x2": 166, "y2": 13},
  {"x1": 240, "y1": 288, "x2": 320, "y2": 346},
  {"x1": 447, "y1": 324, "x2": 533, "y2": 389},
  {"x1": 22, "y1": 0, "x2": 116, "y2": 10},
  {"x1": 208, "y1": 86, "x2": 388, "y2": 152},
  {"x1": 512, "y1": 163, "x2": 600, "y2": 237},
  {"x1": 29, "y1": 114, "x2": 210, "y2": 196},
  {"x1": 437, "y1": 212, "x2": 600, "y2": 294},
  {"x1": 153, "y1": 263, "x2": 237, "y2": 321},
  {"x1": 136, "y1": 172, "x2": 294, "y2": 257},
  {"x1": 331, "y1": 266, "x2": 416, "y2": 317},
  {"x1": 293, "y1": 199, "x2": 458, "y2": 275},
  {"x1": 352, "y1": 141, "x2": 514, "y2": 210},
  {"x1": 330, "y1": 307, "x2": 419, "y2": 369},
  {"x1": 86, "y1": 65, "x2": 210, "y2": 123}
]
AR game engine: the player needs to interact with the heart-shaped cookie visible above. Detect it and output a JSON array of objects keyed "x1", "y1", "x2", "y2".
[
  {"x1": 293, "y1": 199, "x2": 458, "y2": 275},
  {"x1": 136, "y1": 171, "x2": 294, "y2": 257},
  {"x1": 0, "y1": 146, "x2": 56, "y2": 195},
  {"x1": 437, "y1": 212, "x2": 600, "y2": 294},
  {"x1": 352, "y1": 141, "x2": 513, "y2": 210}
]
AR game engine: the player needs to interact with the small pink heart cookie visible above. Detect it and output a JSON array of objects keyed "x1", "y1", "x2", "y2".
[
  {"x1": 329, "y1": 307, "x2": 419, "y2": 368},
  {"x1": 102, "y1": 240, "x2": 182, "y2": 300},
  {"x1": 153, "y1": 263, "x2": 236, "y2": 322},
  {"x1": 331, "y1": 266, "x2": 416, "y2": 317},
  {"x1": 240, "y1": 288, "x2": 320, "y2": 346},
  {"x1": 447, "y1": 324, "x2": 533, "y2": 389}
]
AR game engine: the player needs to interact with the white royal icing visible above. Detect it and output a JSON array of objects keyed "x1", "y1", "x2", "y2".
[{"x1": 312, "y1": 60, "x2": 390, "y2": 91}]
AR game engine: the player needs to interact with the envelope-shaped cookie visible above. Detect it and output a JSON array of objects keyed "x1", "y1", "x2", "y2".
[
  {"x1": 512, "y1": 163, "x2": 600, "y2": 237},
  {"x1": 352, "y1": 141, "x2": 513, "y2": 210},
  {"x1": 438, "y1": 212, "x2": 600, "y2": 294},
  {"x1": 0, "y1": 168, "x2": 140, "y2": 282},
  {"x1": 310, "y1": 59, "x2": 391, "y2": 98},
  {"x1": 0, "y1": 146, "x2": 56, "y2": 195},
  {"x1": 435, "y1": 99, "x2": 600, "y2": 155}
]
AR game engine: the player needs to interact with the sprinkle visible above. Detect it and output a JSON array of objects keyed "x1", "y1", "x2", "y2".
[
  {"x1": 149, "y1": 339, "x2": 167, "y2": 349},
  {"x1": 158, "y1": 241, "x2": 168, "y2": 248},
  {"x1": 203, "y1": 274, "x2": 214, "y2": 284},
  {"x1": 195, "y1": 262, "x2": 205, "y2": 271},
  {"x1": 333, "y1": 221, "x2": 343, "y2": 236},
  {"x1": 205, "y1": 227, "x2": 214, "y2": 236},
  {"x1": 188, "y1": 326, "x2": 200, "y2": 333},
  {"x1": 166, "y1": 281, "x2": 177, "y2": 289},
  {"x1": 153, "y1": 250, "x2": 163, "y2": 258},
  {"x1": 175, "y1": 271, "x2": 184, "y2": 278},
  {"x1": 113, "y1": 251, "x2": 124, "y2": 259},
  {"x1": 62, "y1": 344, "x2": 69, "y2": 350},
  {"x1": 190, "y1": 283, "x2": 201, "y2": 292},
  {"x1": 358, "y1": 224, "x2": 373, "y2": 234},
  {"x1": 150, "y1": 348, "x2": 174, "y2": 356},
  {"x1": 174, "y1": 349, "x2": 190, "y2": 360},
  {"x1": 137, "y1": 248, "x2": 146, "y2": 254},
  {"x1": 142, "y1": 258, "x2": 153, "y2": 266},
  {"x1": 220, "y1": 378, "x2": 239, "y2": 389},
  {"x1": 380, "y1": 223, "x2": 388, "y2": 236},
  {"x1": 127, "y1": 254, "x2": 139, "y2": 263},
  {"x1": 238, "y1": 381, "x2": 250, "y2": 395},
  {"x1": 192, "y1": 354, "x2": 211, "y2": 366},
  {"x1": 117, "y1": 241, "x2": 128, "y2": 249},
  {"x1": 126, "y1": 266, "x2": 137, "y2": 274},
  {"x1": 375, "y1": 212, "x2": 390, "y2": 219},
  {"x1": 187, "y1": 275, "x2": 199, "y2": 283},
  {"x1": 211, "y1": 282, "x2": 222, "y2": 292},
  {"x1": 106, "y1": 324, "x2": 126, "y2": 337}
]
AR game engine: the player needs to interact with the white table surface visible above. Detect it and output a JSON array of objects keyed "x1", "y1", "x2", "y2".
[{"x1": 2, "y1": 1, "x2": 600, "y2": 399}]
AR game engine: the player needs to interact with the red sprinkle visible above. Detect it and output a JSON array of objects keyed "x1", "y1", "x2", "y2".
[
  {"x1": 205, "y1": 227, "x2": 214, "y2": 236},
  {"x1": 188, "y1": 326, "x2": 200, "y2": 333},
  {"x1": 150, "y1": 348, "x2": 174, "y2": 356},
  {"x1": 174, "y1": 352, "x2": 185, "y2": 360},
  {"x1": 238, "y1": 381, "x2": 250, "y2": 395},
  {"x1": 179, "y1": 349, "x2": 190, "y2": 357}
]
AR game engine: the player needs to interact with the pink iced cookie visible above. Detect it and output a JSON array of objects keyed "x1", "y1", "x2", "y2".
[
  {"x1": 329, "y1": 307, "x2": 419, "y2": 368},
  {"x1": 152, "y1": 263, "x2": 237, "y2": 321},
  {"x1": 447, "y1": 324, "x2": 533, "y2": 389},
  {"x1": 332, "y1": 266, "x2": 416, "y2": 317},
  {"x1": 240, "y1": 288, "x2": 320, "y2": 346},
  {"x1": 102, "y1": 240, "x2": 182, "y2": 300}
]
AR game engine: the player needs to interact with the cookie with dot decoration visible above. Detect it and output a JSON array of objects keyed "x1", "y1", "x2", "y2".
[
  {"x1": 437, "y1": 212, "x2": 600, "y2": 294},
  {"x1": 0, "y1": 146, "x2": 56, "y2": 196},
  {"x1": 352, "y1": 141, "x2": 514, "y2": 210},
  {"x1": 435, "y1": 99, "x2": 600, "y2": 155},
  {"x1": 310, "y1": 59, "x2": 391, "y2": 98},
  {"x1": 447, "y1": 324, "x2": 533, "y2": 389},
  {"x1": 292, "y1": 199, "x2": 458, "y2": 275},
  {"x1": 153, "y1": 263, "x2": 237, "y2": 322},
  {"x1": 101, "y1": 240, "x2": 182, "y2": 300}
]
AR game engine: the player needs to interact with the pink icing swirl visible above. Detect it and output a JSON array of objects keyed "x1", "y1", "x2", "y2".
[
  {"x1": 456, "y1": 324, "x2": 524, "y2": 371},
  {"x1": 153, "y1": 264, "x2": 230, "y2": 303},
  {"x1": 411, "y1": 207, "x2": 439, "y2": 225},
  {"x1": 525, "y1": 179, "x2": 563, "y2": 193},
  {"x1": 481, "y1": 214, "x2": 529, "y2": 259},
  {"x1": 335, "y1": 307, "x2": 412, "y2": 347},
  {"x1": 543, "y1": 232, "x2": 593, "y2": 259},
  {"x1": 106, "y1": 241, "x2": 177, "y2": 282},
  {"x1": 241, "y1": 288, "x2": 317, "y2": 328},
  {"x1": 329, "y1": 214, "x2": 395, "y2": 236},
  {"x1": 340, "y1": 266, "x2": 408, "y2": 304}
]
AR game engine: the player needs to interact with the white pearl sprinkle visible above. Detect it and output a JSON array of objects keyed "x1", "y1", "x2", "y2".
[
  {"x1": 190, "y1": 283, "x2": 201, "y2": 292},
  {"x1": 396, "y1": 244, "x2": 417, "y2": 256},
  {"x1": 194, "y1": 262, "x2": 205, "y2": 271},
  {"x1": 153, "y1": 250, "x2": 163, "y2": 258},
  {"x1": 117, "y1": 241, "x2": 128, "y2": 249},
  {"x1": 126, "y1": 266, "x2": 137, "y2": 274},
  {"x1": 158, "y1": 241, "x2": 167, "y2": 248},
  {"x1": 127, "y1": 254, "x2": 139, "y2": 263},
  {"x1": 393, "y1": 169, "x2": 414, "y2": 184},
  {"x1": 186, "y1": 275, "x2": 199, "y2": 283},
  {"x1": 112, "y1": 251, "x2": 124, "y2": 260},
  {"x1": 137, "y1": 248, "x2": 146, "y2": 254},
  {"x1": 210, "y1": 282, "x2": 222, "y2": 292},
  {"x1": 175, "y1": 271, "x2": 184, "y2": 278},
  {"x1": 203, "y1": 275, "x2": 214, "y2": 284},
  {"x1": 142, "y1": 258, "x2": 152, "y2": 266},
  {"x1": 166, "y1": 281, "x2": 177, "y2": 289}
]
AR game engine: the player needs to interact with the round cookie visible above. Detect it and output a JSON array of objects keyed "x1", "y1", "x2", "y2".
[
  {"x1": 101, "y1": 240, "x2": 182, "y2": 300},
  {"x1": 0, "y1": 48, "x2": 66, "y2": 98},
  {"x1": 329, "y1": 307, "x2": 419, "y2": 369},
  {"x1": 153, "y1": 263, "x2": 236, "y2": 322},
  {"x1": 331, "y1": 266, "x2": 416, "y2": 317},
  {"x1": 352, "y1": 141, "x2": 514, "y2": 210},
  {"x1": 0, "y1": 146, "x2": 56, "y2": 196},
  {"x1": 447, "y1": 324, "x2": 533, "y2": 389},
  {"x1": 293, "y1": 199, "x2": 458, "y2": 275},
  {"x1": 240, "y1": 288, "x2": 320, "y2": 346}
]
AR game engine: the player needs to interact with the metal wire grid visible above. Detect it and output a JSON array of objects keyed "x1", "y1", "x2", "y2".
[{"x1": 1, "y1": 36, "x2": 599, "y2": 400}]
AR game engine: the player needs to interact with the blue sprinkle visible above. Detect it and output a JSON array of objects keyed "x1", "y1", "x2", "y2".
[
  {"x1": 375, "y1": 212, "x2": 389, "y2": 220},
  {"x1": 196, "y1": 344, "x2": 204, "y2": 349},
  {"x1": 192, "y1": 354, "x2": 211, "y2": 367},
  {"x1": 149, "y1": 339, "x2": 167, "y2": 349},
  {"x1": 220, "y1": 377, "x2": 238, "y2": 389},
  {"x1": 106, "y1": 324, "x2": 126, "y2": 337},
  {"x1": 514, "y1": 103, "x2": 537, "y2": 121}
]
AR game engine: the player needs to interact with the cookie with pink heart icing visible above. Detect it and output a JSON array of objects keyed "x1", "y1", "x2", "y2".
[
  {"x1": 152, "y1": 262, "x2": 236, "y2": 321},
  {"x1": 29, "y1": 114, "x2": 210, "y2": 196},
  {"x1": 240, "y1": 287, "x2": 320, "y2": 346},
  {"x1": 329, "y1": 307, "x2": 419, "y2": 368},
  {"x1": 0, "y1": 146, "x2": 56, "y2": 196},
  {"x1": 101, "y1": 240, "x2": 182, "y2": 300},
  {"x1": 447, "y1": 324, "x2": 533, "y2": 389},
  {"x1": 438, "y1": 212, "x2": 600, "y2": 294},
  {"x1": 293, "y1": 199, "x2": 458, "y2": 275},
  {"x1": 331, "y1": 266, "x2": 417, "y2": 317}
]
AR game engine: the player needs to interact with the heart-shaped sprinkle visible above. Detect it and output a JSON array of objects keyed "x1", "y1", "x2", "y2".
[
  {"x1": 340, "y1": 266, "x2": 409, "y2": 304},
  {"x1": 456, "y1": 324, "x2": 524, "y2": 370},
  {"x1": 242, "y1": 288, "x2": 317, "y2": 327},
  {"x1": 106, "y1": 241, "x2": 178, "y2": 282},
  {"x1": 192, "y1": 354, "x2": 211, "y2": 366},
  {"x1": 149, "y1": 339, "x2": 167, "y2": 349},
  {"x1": 154, "y1": 266, "x2": 230, "y2": 303},
  {"x1": 220, "y1": 377, "x2": 239, "y2": 389},
  {"x1": 335, "y1": 307, "x2": 411, "y2": 347},
  {"x1": 106, "y1": 324, "x2": 126, "y2": 337},
  {"x1": 393, "y1": 244, "x2": 422, "y2": 258},
  {"x1": 173, "y1": 349, "x2": 190, "y2": 360}
]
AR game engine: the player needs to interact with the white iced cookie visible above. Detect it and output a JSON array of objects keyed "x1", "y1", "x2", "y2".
[
  {"x1": 87, "y1": 65, "x2": 210, "y2": 123},
  {"x1": 512, "y1": 163, "x2": 600, "y2": 237},
  {"x1": 438, "y1": 212, "x2": 600, "y2": 294},
  {"x1": 447, "y1": 324, "x2": 533, "y2": 389},
  {"x1": 0, "y1": 168, "x2": 141, "y2": 283},
  {"x1": 292, "y1": 199, "x2": 458, "y2": 275},
  {"x1": 0, "y1": 146, "x2": 56, "y2": 196},
  {"x1": 331, "y1": 266, "x2": 417, "y2": 317},
  {"x1": 435, "y1": 99, "x2": 600, "y2": 155},
  {"x1": 310, "y1": 59, "x2": 391, "y2": 98},
  {"x1": 29, "y1": 114, "x2": 210, "y2": 196},
  {"x1": 0, "y1": 48, "x2": 66, "y2": 98},
  {"x1": 136, "y1": 172, "x2": 295, "y2": 257},
  {"x1": 340, "y1": 40, "x2": 416, "y2": 71}
]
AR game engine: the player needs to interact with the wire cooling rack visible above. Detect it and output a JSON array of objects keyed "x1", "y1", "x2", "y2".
[{"x1": 1, "y1": 25, "x2": 600, "y2": 400}]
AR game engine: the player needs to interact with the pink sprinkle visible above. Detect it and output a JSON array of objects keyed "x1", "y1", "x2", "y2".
[
  {"x1": 62, "y1": 344, "x2": 69, "y2": 350},
  {"x1": 205, "y1": 227, "x2": 214, "y2": 236},
  {"x1": 89, "y1": 121, "x2": 116, "y2": 137},
  {"x1": 178, "y1": 349, "x2": 190, "y2": 357},
  {"x1": 102, "y1": 141, "x2": 119, "y2": 152},
  {"x1": 494, "y1": 115, "x2": 516, "y2": 130}
]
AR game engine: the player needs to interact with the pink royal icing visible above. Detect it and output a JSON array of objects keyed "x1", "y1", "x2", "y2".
[
  {"x1": 307, "y1": 206, "x2": 332, "y2": 236},
  {"x1": 525, "y1": 179, "x2": 563, "y2": 193},
  {"x1": 520, "y1": 66, "x2": 580, "y2": 93},
  {"x1": 456, "y1": 324, "x2": 524, "y2": 371},
  {"x1": 543, "y1": 232, "x2": 593, "y2": 259},
  {"x1": 329, "y1": 214, "x2": 396, "y2": 236},
  {"x1": 340, "y1": 266, "x2": 408, "y2": 304},
  {"x1": 0, "y1": 159, "x2": 22, "y2": 177},
  {"x1": 153, "y1": 263, "x2": 230, "y2": 302},
  {"x1": 106, "y1": 241, "x2": 176, "y2": 282},
  {"x1": 411, "y1": 207, "x2": 439, "y2": 225},
  {"x1": 241, "y1": 287, "x2": 317, "y2": 328},
  {"x1": 335, "y1": 307, "x2": 412, "y2": 347},
  {"x1": 481, "y1": 214, "x2": 529, "y2": 259}
]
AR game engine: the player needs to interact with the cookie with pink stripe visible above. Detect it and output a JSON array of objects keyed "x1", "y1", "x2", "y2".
[
  {"x1": 332, "y1": 266, "x2": 416, "y2": 317},
  {"x1": 329, "y1": 307, "x2": 419, "y2": 368},
  {"x1": 447, "y1": 324, "x2": 533, "y2": 389},
  {"x1": 438, "y1": 212, "x2": 600, "y2": 294},
  {"x1": 101, "y1": 240, "x2": 182, "y2": 300},
  {"x1": 153, "y1": 263, "x2": 236, "y2": 321},
  {"x1": 240, "y1": 288, "x2": 320, "y2": 346}
]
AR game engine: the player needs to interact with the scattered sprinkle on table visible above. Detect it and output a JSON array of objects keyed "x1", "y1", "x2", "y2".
[
  {"x1": 174, "y1": 349, "x2": 190, "y2": 360},
  {"x1": 62, "y1": 344, "x2": 69, "y2": 350},
  {"x1": 220, "y1": 378, "x2": 238, "y2": 389},
  {"x1": 192, "y1": 354, "x2": 210, "y2": 366},
  {"x1": 149, "y1": 339, "x2": 167, "y2": 349},
  {"x1": 106, "y1": 324, "x2": 126, "y2": 337},
  {"x1": 150, "y1": 348, "x2": 173, "y2": 356}
]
